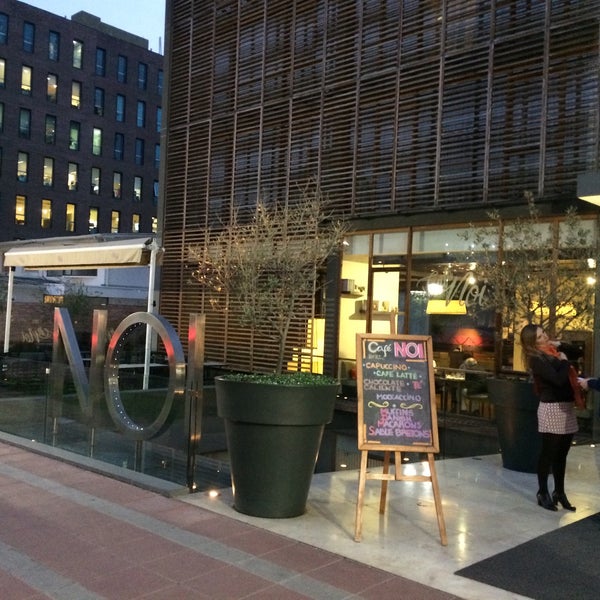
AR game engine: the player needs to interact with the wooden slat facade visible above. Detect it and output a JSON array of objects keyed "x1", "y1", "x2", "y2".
[{"x1": 159, "y1": 0, "x2": 600, "y2": 373}]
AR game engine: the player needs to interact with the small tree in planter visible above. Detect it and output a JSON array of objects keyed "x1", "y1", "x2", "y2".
[
  {"x1": 462, "y1": 193, "x2": 598, "y2": 371},
  {"x1": 461, "y1": 194, "x2": 599, "y2": 472},
  {"x1": 188, "y1": 181, "x2": 348, "y2": 517},
  {"x1": 189, "y1": 180, "x2": 347, "y2": 375}
]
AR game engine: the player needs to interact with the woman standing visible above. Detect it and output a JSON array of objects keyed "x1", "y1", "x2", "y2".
[{"x1": 520, "y1": 324, "x2": 579, "y2": 512}]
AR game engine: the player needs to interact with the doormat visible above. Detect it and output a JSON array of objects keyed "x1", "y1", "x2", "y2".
[{"x1": 455, "y1": 512, "x2": 600, "y2": 600}]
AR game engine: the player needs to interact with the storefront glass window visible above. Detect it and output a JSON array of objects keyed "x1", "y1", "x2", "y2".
[
  {"x1": 338, "y1": 219, "x2": 597, "y2": 391},
  {"x1": 338, "y1": 232, "x2": 410, "y2": 380},
  {"x1": 410, "y1": 227, "x2": 496, "y2": 372}
]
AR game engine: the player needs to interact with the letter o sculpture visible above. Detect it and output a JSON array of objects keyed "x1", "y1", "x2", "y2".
[{"x1": 105, "y1": 312, "x2": 186, "y2": 440}]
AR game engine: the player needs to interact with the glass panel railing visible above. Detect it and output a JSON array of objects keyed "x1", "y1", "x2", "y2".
[{"x1": 0, "y1": 353, "x2": 231, "y2": 492}]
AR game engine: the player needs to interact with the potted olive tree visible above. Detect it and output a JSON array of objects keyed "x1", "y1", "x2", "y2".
[
  {"x1": 462, "y1": 193, "x2": 598, "y2": 471},
  {"x1": 189, "y1": 181, "x2": 347, "y2": 517}
]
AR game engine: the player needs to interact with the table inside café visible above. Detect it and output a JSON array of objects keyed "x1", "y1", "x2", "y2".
[
  {"x1": 435, "y1": 367, "x2": 491, "y2": 417},
  {"x1": 435, "y1": 368, "x2": 465, "y2": 413}
]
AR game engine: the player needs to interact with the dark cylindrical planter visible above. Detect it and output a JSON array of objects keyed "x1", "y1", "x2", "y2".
[
  {"x1": 215, "y1": 377, "x2": 337, "y2": 518},
  {"x1": 488, "y1": 377, "x2": 541, "y2": 473}
]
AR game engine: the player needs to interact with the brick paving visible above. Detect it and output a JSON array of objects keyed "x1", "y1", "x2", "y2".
[{"x1": 0, "y1": 440, "x2": 462, "y2": 599}]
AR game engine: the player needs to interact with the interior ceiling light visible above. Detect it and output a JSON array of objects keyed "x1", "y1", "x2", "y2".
[{"x1": 427, "y1": 282, "x2": 444, "y2": 296}]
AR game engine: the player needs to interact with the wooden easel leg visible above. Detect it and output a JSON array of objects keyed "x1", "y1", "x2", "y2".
[
  {"x1": 394, "y1": 451, "x2": 402, "y2": 478},
  {"x1": 354, "y1": 450, "x2": 368, "y2": 542},
  {"x1": 379, "y1": 450, "x2": 390, "y2": 514},
  {"x1": 428, "y1": 453, "x2": 448, "y2": 546}
]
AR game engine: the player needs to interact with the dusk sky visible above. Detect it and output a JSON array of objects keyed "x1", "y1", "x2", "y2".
[{"x1": 23, "y1": 0, "x2": 166, "y2": 54}]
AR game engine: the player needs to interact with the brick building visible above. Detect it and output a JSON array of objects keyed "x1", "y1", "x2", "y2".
[{"x1": 0, "y1": 0, "x2": 163, "y2": 241}]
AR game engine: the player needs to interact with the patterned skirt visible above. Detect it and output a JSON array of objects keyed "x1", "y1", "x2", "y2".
[{"x1": 537, "y1": 401, "x2": 578, "y2": 435}]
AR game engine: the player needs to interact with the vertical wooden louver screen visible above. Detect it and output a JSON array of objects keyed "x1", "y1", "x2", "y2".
[{"x1": 161, "y1": 0, "x2": 599, "y2": 373}]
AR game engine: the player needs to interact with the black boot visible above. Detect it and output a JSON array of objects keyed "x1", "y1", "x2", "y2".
[
  {"x1": 537, "y1": 491, "x2": 558, "y2": 511},
  {"x1": 552, "y1": 491, "x2": 576, "y2": 511}
]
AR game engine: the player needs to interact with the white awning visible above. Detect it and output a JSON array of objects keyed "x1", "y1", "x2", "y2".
[
  {"x1": 2, "y1": 235, "x2": 158, "y2": 269},
  {"x1": 2, "y1": 235, "x2": 163, "y2": 367}
]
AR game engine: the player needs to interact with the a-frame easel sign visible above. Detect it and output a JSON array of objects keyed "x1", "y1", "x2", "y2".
[{"x1": 354, "y1": 333, "x2": 447, "y2": 545}]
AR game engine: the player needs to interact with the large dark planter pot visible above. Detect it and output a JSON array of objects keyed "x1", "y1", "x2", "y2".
[
  {"x1": 215, "y1": 376, "x2": 338, "y2": 518},
  {"x1": 487, "y1": 377, "x2": 541, "y2": 473}
]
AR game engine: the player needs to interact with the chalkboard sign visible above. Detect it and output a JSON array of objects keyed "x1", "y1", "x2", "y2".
[{"x1": 356, "y1": 333, "x2": 439, "y2": 452}]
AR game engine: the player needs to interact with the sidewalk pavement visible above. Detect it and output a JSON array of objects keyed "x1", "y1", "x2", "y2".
[
  {"x1": 0, "y1": 438, "x2": 460, "y2": 600},
  {"x1": 4, "y1": 434, "x2": 600, "y2": 600}
]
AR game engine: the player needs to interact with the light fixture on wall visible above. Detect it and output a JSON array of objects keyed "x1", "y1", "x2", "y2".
[{"x1": 577, "y1": 172, "x2": 600, "y2": 206}]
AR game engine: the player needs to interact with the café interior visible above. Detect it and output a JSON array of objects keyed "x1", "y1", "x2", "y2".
[{"x1": 334, "y1": 223, "x2": 597, "y2": 442}]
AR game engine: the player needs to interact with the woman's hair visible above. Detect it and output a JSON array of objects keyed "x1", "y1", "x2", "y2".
[{"x1": 520, "y1": 323, "x2": 540, "y2": 363}]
